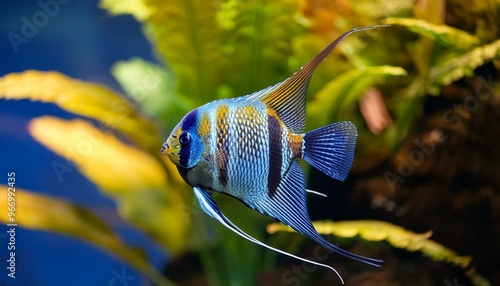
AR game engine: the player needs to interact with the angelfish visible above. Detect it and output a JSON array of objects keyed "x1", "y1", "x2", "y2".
[{"x1": 162, "y1": 26, "x2": 384, "y2": 283}]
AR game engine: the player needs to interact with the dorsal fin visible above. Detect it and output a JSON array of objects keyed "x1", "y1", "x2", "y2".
[{"x1": 246, "y1": 25, "x2": 388, "y2": 133}]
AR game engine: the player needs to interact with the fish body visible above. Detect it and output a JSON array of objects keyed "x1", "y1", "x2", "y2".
[
  {"x1": 168, "y1": 97, "x2": 299, "y2": 200},
  {"x1": 162, "y1": 26, "x2": 385, "y2": 283}
]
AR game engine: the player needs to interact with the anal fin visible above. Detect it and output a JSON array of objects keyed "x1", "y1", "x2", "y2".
[{"x1": 246, "y1": 161, "x2": 382, "y2": 267}]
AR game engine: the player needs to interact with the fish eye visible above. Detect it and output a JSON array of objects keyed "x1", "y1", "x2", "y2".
[{"x1": 179, "y1": 131, "x2": 192, "y2": 146}]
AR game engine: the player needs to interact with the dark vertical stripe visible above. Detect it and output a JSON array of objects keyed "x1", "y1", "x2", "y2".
[
  {"x1": 179, "y1": 109, "x2": 199, "y2": 167},
  {"x1": 177, "y1": 166, "x2": 191, "y2": 185},
  {"x1": 181, "y1": 109, "x2": 199, "y2": 131},
  {"x1": 179, "y1": 145, "x2": 191, "y2": 168},
  {"x1": 216, "y1": 106, "x2": 230, "y2": 187},
  {"x1": 267, "y1": 115, "x2": 282, "y2": 197}
]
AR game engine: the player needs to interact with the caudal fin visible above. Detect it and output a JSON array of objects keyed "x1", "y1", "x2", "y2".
[{"x1": 303, "y1": 122, "x2": 357, "y2": 181}]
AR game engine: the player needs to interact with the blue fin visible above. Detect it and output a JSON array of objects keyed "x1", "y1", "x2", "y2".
[
  {"x1": 193, "y1": 186, "x2": 347, "y2": 284},
  {"x1": 247, "y1": 161, "x2": 382, "y2": 267},
  {"x1": 246, "y1": 26, "x2": 387, "y2": 133},
  {"x1": 303, "y1": 121, "x2": 357, "y2": 181}
]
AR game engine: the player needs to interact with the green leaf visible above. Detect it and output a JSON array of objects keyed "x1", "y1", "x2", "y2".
[
  {"x1": 0, "y1": 188, "x2": 177, "y2": 286},
  {"x1": 268, "y1": 220, "x2": 472, "y2": 269},
  {"x1": 428, "y1": 39, "x2": 500, "y2": 94},
  {"x1": 383, "y1": 18, "x2": 480, "y2": 50},
  {"x1": 0, "y1": 71, "x2": 160, "y2": 153},
  {"x1": 111, "y1": 57, "x2": 195, "y2": 129},
  {"x1": 349, "y1": 0, "x2": 415, "y2": 19},
  {"x1": 101, "y1": 0, "x2": 306, "y2": 101},
  {"x1": 308, "y1": 66, "x2": 407, "y2": 127},
  {"x1": 218, "y1": 0, "x2": 304, "y2": 96},
  {"x1": 102, "y1": 0, "x2": 224, "y2": 103}
]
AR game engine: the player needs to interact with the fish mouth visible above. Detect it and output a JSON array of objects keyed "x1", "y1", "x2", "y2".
[
  {"x1": 161, "y1": 139, "x2": 181, "y2": 165},
  {"x1": 162, "y1": 127, "x2": 182, "y2": 163},
  {"x1": 160, "y1": 142, "x2": 169, "y2": 153},
  {"x1": 161, "y1": 143, "x2": 177, "y2": 156}
]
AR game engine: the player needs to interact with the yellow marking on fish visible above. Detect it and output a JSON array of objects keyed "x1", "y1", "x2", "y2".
[
  {"x1": 216, "y1": 104, "x2": 230, "y2": 127},
  {"x1": 245, "y1": 105, "x2": 255, "y2": 114},
  {"x1": 247, "y1": 105, "x2": 267, "y2": 125},
  {"x1": 215, "y1": 104, "x2": 230, "y2": 186},
  {"x1": 198, "y1": 112, "x2": 211, "y2": 138},
  {"x1": 244, "y1": 105, "x2": 257, "y2": 119},
  {"x1": 288, "y1": 133, "x2": 303, "y2": 159}
]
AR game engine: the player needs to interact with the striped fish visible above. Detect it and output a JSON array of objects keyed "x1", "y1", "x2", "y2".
[{"x1": 162, "y1": 26, "x2": 385, "y2": 283}]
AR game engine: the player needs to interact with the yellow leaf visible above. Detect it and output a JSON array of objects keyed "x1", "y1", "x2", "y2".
[
  {"x1": 0, "y1": 188, "x2": 177, "y2": 286},
  {"x1": 0, "y1": 187, "x2": 116, "y2": 241},
  {"x1": 429, "y1": 39, "x2": 500, "y2": 93},
  {"x1": 28, "y1": 116, "x2": 189, "y2": 253},
  {"x1": 29, "y1": 116, "x2": 164, "y2": 192},
  {"x1": 268, "y1": 220, "x2": 472, "y2": 269},
  {"x1": 100, "y1": 0, "x2": 154, "y2": 21},
  {"x1": 383, "y1": 18, "x2": 480, "y2": 50},
  {"x1": 0, "y1": 70, "x2": 159, "y2": 152}
]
